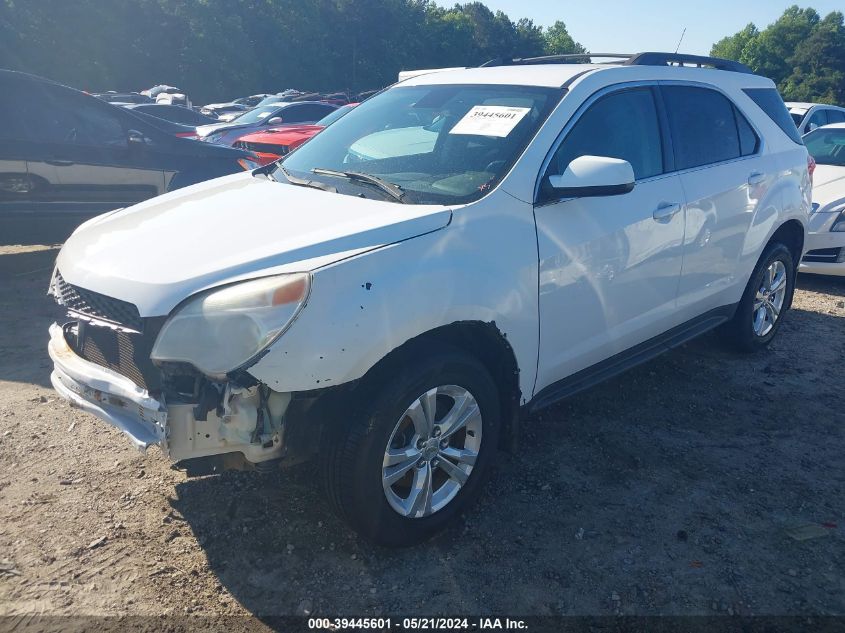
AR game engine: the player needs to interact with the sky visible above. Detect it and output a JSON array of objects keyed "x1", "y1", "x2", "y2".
[{"x1": 481, "y1": 0, "x2": 844, "y2": 56}]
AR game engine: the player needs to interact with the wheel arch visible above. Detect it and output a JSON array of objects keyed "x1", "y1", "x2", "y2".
[
  {"x1": 768, "y1": 218, "x2": 805, "y2": 269},
  {"x1": 355, "y1": 320, "x2": 521, "y2": 452}
]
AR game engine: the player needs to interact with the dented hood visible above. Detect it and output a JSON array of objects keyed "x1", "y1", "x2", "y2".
[{"x1": 56, "y1": 172, "x2": 451, "y2": 316}]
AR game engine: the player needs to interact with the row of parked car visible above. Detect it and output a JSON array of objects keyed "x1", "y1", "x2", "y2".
[
  {"x1": 1, "y1": 67, "x2": 843, "y2": 278},
  {"x1": 0, "y1": 72, "x2": 364, "y2": 211}
]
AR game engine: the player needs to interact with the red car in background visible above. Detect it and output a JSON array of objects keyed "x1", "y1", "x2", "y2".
[{"x1": 232, "y1": 103, "x2": 357, "y2": 165}]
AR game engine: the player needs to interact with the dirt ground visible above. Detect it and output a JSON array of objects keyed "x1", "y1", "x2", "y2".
[{"x1": 0, "y1": 242, "x2": 843, "y2": 625}]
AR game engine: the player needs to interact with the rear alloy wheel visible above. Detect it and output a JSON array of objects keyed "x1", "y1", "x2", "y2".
[
  {"x1": 721, "y1": 242, "x2": 795, "y2": 352},
  {"x1": 752, "y1": 260, "x2": 788, "y2": 337},
  {"x1": 322, "y1": 344, "x2": 500, "y2": 546}
]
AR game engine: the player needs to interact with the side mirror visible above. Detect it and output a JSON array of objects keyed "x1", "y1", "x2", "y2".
[
  {"x1": 267, "y1": 117, "x2": 283, "y2": 125},
  {"x1": 548, "y1": 155, "x2": 635, "y2": 198}
]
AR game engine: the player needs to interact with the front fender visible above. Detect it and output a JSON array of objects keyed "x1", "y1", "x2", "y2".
[{"x1": 247, "y1": 196, "x2": 540, "y2": 404}]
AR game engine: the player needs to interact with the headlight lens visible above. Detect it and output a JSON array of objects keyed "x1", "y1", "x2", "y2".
[
  {"x1": 151, "y1": 273, "x2": 310, "y2": 377},
  {"x1": 832, "y1": 209, "x2": 845, "y2": 232}
]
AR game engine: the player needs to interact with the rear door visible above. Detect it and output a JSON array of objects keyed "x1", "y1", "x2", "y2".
[{"x1": 660, "y1": 83, "x2": 764, "y2": 317}]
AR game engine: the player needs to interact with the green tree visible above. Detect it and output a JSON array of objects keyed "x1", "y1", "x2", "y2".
[
  {"x1": 710, "y1": 23, "x2": 758, "y2": 63},
  {"x1": 782, "y1": 11, "x2": 845, "y2": 104},
  {"x1": 543, "y1": 20, "x2": 586, "y2": 55},
  {"x1": 711, "y1": 5, "x2": 845, "y2": 103}
]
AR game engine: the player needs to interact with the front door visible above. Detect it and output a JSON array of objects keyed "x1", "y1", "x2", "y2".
[{"x1": 533, "y1": 85, "x2": 686, "y2": 393}]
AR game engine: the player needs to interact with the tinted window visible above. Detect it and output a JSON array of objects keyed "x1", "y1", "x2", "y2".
[
  {"x1": 736, "y1": 108, "x2": 759, "y2": 156},
  {"x1": 743, "y1": 88, "x2": 804, "y2": 144},
  {"x1": 0, "y1": 81, "x2": 126, "y2": 147},
  {"x1": 826, "y1": 109, "x2": 845, "y2": 124},
  {"x1": 283, "y1": 104, "x2": 336, "y2": 123},
  {"x1": 663, "y1": 86, "x2": 741, "y2": 170},
  {"x1": 804, "y1": 127, "x2": 845, "y2": 166},
  {"x1": 548, "y1": 88, "x2": 663, "y2": 181},
  {"x1": 806, "y1": 109, "x2": 829, "y2": 131}
]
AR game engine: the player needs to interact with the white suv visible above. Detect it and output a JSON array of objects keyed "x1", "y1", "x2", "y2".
[{"x1": 48, "y1": 53, "x2": 811, "y2": 546}]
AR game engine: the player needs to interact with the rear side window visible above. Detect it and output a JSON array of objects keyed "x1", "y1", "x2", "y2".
[
  {"x1": 743, "y1": 88, "x2": 804, "y2": 144},
  {"x1": 548, "y1": 87, "x2": 664, "y2": 181},
  {"x1": 827, "y1": 109, "x2": 845, "y2": 124},
  {"x1": 662, "y1": 86, "x2": 743, "y2": 170},
  {"x1": 736, "y1": 109, "x2": 759, "y2": 156}
]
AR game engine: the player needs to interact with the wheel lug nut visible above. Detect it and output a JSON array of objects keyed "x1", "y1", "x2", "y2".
[{"x1": 433, "y1": 427, "x2": 441, "y2": 437}]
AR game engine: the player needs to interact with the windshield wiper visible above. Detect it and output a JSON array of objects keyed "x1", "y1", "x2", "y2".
[
  {"x1": 311, "y1": 168, "x2": 406, "y2": 203},
  {"x1": 271, "y1": 164, "x2": 337, "y2": 193}
]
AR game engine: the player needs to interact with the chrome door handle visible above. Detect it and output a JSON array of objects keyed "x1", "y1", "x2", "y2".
[
  {"x1": 748, "y1": 172, "x2": 766, "y2": 186},
  {"x1": 653, "y1": 202, "x2": 681, "y2": 222}
]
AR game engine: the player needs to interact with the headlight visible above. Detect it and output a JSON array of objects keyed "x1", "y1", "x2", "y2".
[
  {"x1": 832, "y1": 209, "x2": 845, "y2": 232},
  {"x1": 151, "y1": 273, "x2": 310, "y2": 377}
]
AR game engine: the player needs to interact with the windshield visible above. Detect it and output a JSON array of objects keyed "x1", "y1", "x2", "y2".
[
  {"x1": 275, "y1": 84, "x2": 563, "y2": 205},
  {"x1": 804, "y1": 127, "x2": 845, "y2": 166},
  {"x1": 232, "y1": 105, "x2": 283, "y2": 124},
  {"x1": 790, "y1": 111, "x2": 806, "y2": 126},
  {"x1": 317, "y1": 104, "x2": 356, "y2": 127}
]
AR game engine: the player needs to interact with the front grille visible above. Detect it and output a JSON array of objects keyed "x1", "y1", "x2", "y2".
[
  {"x1": 803, "y1": 247, "x2": 845, "y2": 263},
  {"x1": 233, "y1": 140, "x2": 288, "y2": 155},
  {"x1": 54, "y1": 271, "x2": 143, "y2": 331},
  {"x1": 75, "y1": 319, "x2": 165, "y2": 392}
]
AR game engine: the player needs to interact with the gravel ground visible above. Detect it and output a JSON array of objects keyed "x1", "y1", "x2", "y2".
[{"x1": 0, "y1": 244, "x2": 843, "y2": 624}]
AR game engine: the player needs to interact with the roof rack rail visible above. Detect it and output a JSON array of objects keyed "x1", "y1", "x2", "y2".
[
  {"x1": 480, "y1": 53, "x2": 632, "y2": 67},
  {"x1": 624, "y1": 52, "x2": 753, "y2": 74},
  {"x1": 479, "y1": 51, "x2": 753, "y2": 74}
]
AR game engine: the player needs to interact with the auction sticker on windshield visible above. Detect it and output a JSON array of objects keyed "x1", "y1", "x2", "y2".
[{"x1": 449, "y1": 105, "x2": 530, "y2": 137}]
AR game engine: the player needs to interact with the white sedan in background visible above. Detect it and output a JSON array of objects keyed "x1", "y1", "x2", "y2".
[{"x1": 801, "y1": 123, "x2": 845, "y2": 276}]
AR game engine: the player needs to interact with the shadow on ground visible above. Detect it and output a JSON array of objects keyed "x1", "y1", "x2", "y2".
[
  {"x1": 171, "y1": 312, "x2": 844, "y2": 617},
  {"x1": 0, "y1": 247, "x2": 62, "y2": 386}
]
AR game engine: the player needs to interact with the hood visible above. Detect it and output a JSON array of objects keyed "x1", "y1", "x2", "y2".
[
  {"x1": 241, "y1": 125, "x2": 323, "y2": 144},
  {"x1": 56, "y1": 172, "x2": 451, "y2": 317},
  {"x1": 812, "y1": 164, "x2": 845, "y2": 210}
]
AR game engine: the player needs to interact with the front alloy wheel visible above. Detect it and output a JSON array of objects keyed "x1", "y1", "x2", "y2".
[
  {"x1": 382, "y1": 385, "x2": 482, "y2": 518},
  {"x1": 322, "y1": 344, "x2": 500, "y2": 546}
]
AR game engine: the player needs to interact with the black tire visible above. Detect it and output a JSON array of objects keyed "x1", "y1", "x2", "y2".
[
  {"x1": 721, "y1": 242, "x2": 796, "y2": 352},
  {"x1": 322, "y1": 343, "x2": 500, "y2": 547}
]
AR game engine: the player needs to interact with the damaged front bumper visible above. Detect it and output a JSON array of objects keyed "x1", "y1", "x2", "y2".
[
  {"x1": 48, "y1": 322, "x2": 167, "y2": 451},
  {"x1": 48, "y1": 322, "x2": 292, "y2": 468}
]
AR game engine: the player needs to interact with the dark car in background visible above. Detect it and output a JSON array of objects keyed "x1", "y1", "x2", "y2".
[
  {"x1": 124, "y1": 103, "x2": 218, "y2": 126},
  {"x1": 196, "y1": 101, "x2": 337, "y2": 146},
  {"x1": 0, "y1": 70, "x2": 258, "y2": 218}
]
